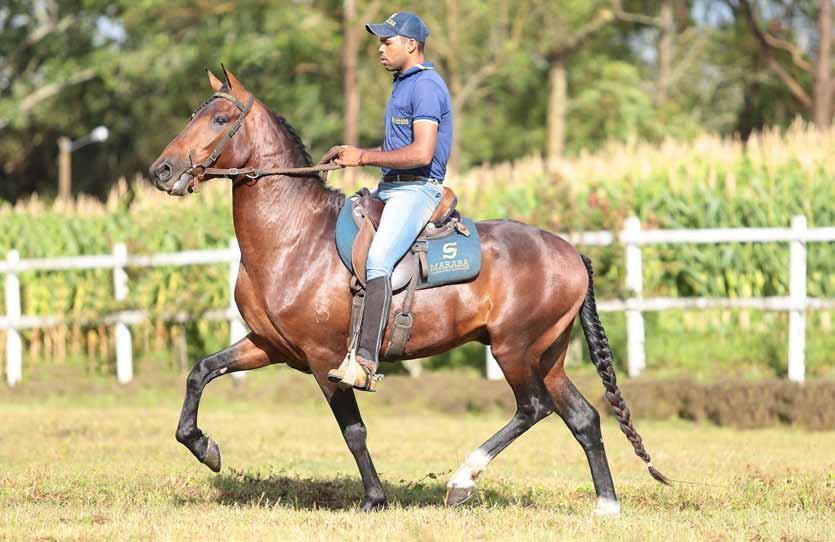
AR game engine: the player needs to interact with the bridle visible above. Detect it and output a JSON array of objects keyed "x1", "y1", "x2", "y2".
[
  {"x1": 182, "y1": 91, "x2": 343, "y2": 192},
  {"x1": 184, "y1": 91, "x2": 254, "y2": 183}
]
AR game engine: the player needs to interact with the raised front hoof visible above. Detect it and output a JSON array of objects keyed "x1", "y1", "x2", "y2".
[
  {"x1": 444, "y1": 486, "x2": 476, "y2": 507},
  {"x1": 360, "y1": 496, "x2": 387, "y2": 512},
  {"x1": 594, "y1": 498, "x2": 621, "y2": 517},
  {"x1": 202, "y1": 437, "x2": 222, "y2": 473}
]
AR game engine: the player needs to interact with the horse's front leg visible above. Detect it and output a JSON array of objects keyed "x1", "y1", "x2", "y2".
[
  {"x1": 318, "y1": 379, "x2": 387, "y2": 512},
  {"x1": 175, "y1": 333, "x2": 275, "y2": 471}
]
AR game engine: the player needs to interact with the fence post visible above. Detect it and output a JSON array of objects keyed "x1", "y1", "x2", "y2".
[
  {"x1": 113, "y1": 243, "x2": 133, "y2": 384},
  {"x1": 485, "y1": 346, "x2": 503, "y2": 380},
  {"x1": 788, "y1": 215, "x2": 806, "y2": 383},
  {"x1": 229, "y1": 239, "x2": 247, "y2": 381},
  {"x1": 5, "y1": 250, "x2": 22, "y2": 386},
  {"x1": 624, "y1": 216, "x2": 645, "y2": 377}
]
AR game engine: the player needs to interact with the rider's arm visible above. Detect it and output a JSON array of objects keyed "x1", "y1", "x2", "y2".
[{"x1": 359, "y1": 122, "x2": 437, "y2": 168}]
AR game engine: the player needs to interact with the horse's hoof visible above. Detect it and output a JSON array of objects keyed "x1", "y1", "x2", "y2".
[
  {"x1": 444, "y1": 485, "x2": 475, "y2": 506},
  {"x1": 360, "y1": 496, "x2": 387, "y2": 512},
  {"x1": 203, "y1": 437, "x2": 222, "y2": 473}
]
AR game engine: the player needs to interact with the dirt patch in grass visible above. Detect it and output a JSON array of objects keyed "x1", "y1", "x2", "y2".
[
  {"x1": 609, "y1": 378, "x2": 835, "y2": 430},
  {"x1": 370, "y1": 374, "x2": 835, "y2": 430}
]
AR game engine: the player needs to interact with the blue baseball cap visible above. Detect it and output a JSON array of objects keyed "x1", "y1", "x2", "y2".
[{"x1": 366, "y1": 12, "x2": 430, "y2": 43}]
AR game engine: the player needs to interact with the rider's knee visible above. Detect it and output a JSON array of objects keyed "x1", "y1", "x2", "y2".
[{"x1": 365, "y1": 258, "x2": 392, "y2": 281}]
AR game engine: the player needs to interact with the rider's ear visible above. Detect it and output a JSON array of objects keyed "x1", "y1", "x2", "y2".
[{"x1": 207, "y1": 68, "x2": 224, "y2": 92}]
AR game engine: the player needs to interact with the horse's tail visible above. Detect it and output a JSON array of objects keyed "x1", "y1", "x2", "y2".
[{"x1": 578, "y1": 254, "x2": 671, "y2": 485}]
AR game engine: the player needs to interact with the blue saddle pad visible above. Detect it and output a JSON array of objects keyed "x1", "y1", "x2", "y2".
[{"x1": 335, "y1": 199, "x2": 481, "y2": 290}]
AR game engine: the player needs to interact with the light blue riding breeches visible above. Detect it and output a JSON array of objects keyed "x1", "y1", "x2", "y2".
[{"x1": 366, "y1": 180, "x2": 444, "y2": 281}]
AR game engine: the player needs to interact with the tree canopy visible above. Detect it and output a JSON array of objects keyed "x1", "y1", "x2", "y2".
[{"x1": 0, "y1": 0, "x2": 831, "y2": 200}]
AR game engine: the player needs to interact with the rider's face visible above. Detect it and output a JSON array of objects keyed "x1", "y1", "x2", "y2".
[{"x1": 377, "y1": 36, "x2": 416, "y2": 72}]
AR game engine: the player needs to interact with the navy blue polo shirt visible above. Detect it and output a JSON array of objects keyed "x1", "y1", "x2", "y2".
[{"x1": 382, "y1": 62, "x2": 453, "y2": 181}]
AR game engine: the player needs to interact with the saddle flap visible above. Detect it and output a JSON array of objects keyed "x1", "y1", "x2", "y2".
[{"x1": 351, "y1": 215, "x2": 376, "y2": 288}]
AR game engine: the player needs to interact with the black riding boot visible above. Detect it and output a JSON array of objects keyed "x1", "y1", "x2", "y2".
[
  {"x1": 328, "y1": 275, "x2": 392, "y2": 391},
  {"x1": 355, "y1": 275, "x2": 392, "y2": 372}
]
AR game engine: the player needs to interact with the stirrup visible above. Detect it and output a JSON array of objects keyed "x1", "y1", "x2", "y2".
[{"x1": 327, "y1": 349, "x2": 382, "y2": 392}]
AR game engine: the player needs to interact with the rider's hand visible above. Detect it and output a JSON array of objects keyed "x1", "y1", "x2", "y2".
[{"x1": 335, "y1": 145, "x2": 365, "y2": 167}]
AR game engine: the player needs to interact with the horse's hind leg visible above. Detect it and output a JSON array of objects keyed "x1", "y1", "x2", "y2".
[
  {"x1": 319, "y1": 383, "x2": 386, "y2": 512},
  {"x1": 445, "y1": 349, "x2": 553, "y2": 506},
  {"x1": 175, "y1": 333, "x2": 276, "y2": 472},
  {"x1": 542, "y1": 329, "x2": 619, "y2": 515}
]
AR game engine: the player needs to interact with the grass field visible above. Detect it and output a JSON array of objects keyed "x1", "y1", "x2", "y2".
[{"x1": 0, "y1": 367, "x2": 832, "y2": 541}]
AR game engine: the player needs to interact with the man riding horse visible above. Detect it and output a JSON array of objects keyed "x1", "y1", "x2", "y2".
[
  {"x1": 328, "y1": 12, "x2": 452, "y2": 392},
  {"x1": 149, "y1": 10, "x2": 670, "y2": 513}
]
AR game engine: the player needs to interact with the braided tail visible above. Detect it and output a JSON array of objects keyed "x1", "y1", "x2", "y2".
[{"x1": 578, "y1": 254, "x2": 670, "y2": 485}]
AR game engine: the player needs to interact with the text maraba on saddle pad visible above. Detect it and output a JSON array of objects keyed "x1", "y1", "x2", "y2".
[{"x1": 335, "y1": 199, "x2": 482, "y2": 289}]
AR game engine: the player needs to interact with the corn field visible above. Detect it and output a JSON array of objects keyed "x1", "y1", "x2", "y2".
[{"x1": 1, "y1": 123, "x2": 833, "y2": 376}]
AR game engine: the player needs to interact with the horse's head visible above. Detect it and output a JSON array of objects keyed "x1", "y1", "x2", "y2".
[{"x1": 149, "y1": 68, "x2": 255, "y2": 196}]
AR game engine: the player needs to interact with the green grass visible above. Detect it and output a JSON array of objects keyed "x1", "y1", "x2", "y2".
[{"x1": 0, "y1": 368, "x2": 832, "y2": 541}]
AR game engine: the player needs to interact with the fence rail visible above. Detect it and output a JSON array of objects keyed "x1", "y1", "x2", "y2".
[{"x1": 2, "y1": 216, "x2": 833, "y2": 386}]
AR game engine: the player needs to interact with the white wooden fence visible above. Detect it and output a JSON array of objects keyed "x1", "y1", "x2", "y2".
[
  {"x1": 2, "y1": 216, "x2": 833, "y2": 386},
  {"x1": 1, "y1": 239, "x2": 247, "y2": 386},
  {"x1": 485, "y1": 215, "x2": 832, "y2": 383}
]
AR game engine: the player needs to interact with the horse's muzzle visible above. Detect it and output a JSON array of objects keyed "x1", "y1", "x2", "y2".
[
  {"x1": 149, "y1": 160, "x2": 191, "y2": 196},
  {"x1": 150, "y1": 160, "x2": 172, "y2": 185}
]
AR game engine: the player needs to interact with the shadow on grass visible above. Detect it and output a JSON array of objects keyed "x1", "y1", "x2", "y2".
[{"x1": 204, "y1": 469, "x2": 543, "y2": 510}]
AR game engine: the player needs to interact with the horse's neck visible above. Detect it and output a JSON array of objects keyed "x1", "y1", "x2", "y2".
[{"x1": 231, "y1": 108, "x2": 343, "y2": 262}]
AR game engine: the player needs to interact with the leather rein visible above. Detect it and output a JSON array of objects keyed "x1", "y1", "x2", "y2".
[{"x1": 183, "y1": 91, "x2": 343, "y2": 192}]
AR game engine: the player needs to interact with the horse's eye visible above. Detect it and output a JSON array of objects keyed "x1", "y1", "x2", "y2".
[{"x1": 214, "y1": 116, "x2": 228, "y2": 125}]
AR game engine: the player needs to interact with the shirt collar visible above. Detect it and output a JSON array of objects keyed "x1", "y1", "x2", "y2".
[{"x1": 394, "y1": 61, "x2": 434, "y2": 81}]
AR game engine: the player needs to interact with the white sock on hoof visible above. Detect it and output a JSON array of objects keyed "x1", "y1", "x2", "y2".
[
  {"x1": 447, "y1": 449, "x2": 491, "y2": 489},
  {"x1": 594, "y1": 497, "x2": 621, "y2": 516}
]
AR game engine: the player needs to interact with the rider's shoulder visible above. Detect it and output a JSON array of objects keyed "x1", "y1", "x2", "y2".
[{"x1": 413, "y1": 70, "x2": 450, "y2": 95}]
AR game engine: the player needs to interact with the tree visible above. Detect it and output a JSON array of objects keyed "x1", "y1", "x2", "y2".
[
  {"x1": 342, "y1": 0, "x2": 384, "y2": 183},
  {"x1": 420, "y1": 0, "x2": 527, "y2": 172},
  {"x1": 813, "y1": 0, "x2": 832, "y2": 128},
  {"x1": 0, "y1": 0, "x2": 116, "y2": 199},
  {"x1": 733, "y1": 0, "x2": 833, "y2": 129}
]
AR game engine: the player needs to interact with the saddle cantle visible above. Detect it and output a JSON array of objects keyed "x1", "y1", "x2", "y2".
[{"x1": 335, "y1": 186, "x2": 482, "y2": 359}]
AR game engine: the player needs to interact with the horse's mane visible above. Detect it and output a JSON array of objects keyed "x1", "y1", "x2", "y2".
[
  {"x1": 265, "y1": 107, "x2": 345, "y2": 206},
  {"x1": 269, "y1": 109, "x2": 313, "y2": 167}
]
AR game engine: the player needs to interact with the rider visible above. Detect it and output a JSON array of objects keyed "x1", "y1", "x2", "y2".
[{"x1": 329, "y1": 11, "x2": 453, "y2": 392}]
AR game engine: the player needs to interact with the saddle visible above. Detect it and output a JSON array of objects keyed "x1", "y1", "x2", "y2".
[
  {"x1": 335, "y1": 186, "x2": 482, "y2": 359},
  {"x1": 350, "y1": 186, "x2": 467, "y2": 289}
]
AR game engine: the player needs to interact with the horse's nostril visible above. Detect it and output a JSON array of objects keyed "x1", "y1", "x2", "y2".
[{"x1": 156, "y1": 162, "x2": 172, "y2": 182}]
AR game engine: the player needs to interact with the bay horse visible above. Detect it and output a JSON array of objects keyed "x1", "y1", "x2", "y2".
[{"x1": 149, "y1": 68, "x2": 668, "y2": 515}]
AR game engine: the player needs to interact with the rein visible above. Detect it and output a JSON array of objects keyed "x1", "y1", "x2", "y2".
[{"x1": 184, "y1": 91, "x2": 344, "y2": 192}]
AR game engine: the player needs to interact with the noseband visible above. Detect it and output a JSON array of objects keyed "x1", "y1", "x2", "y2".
[{"x1": 182, "y1": 91, "x2": 343, "y2": 191}]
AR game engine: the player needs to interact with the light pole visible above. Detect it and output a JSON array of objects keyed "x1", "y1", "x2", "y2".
[{"x1": 57, "y1": 125, "x2": 109, "y2": 200}]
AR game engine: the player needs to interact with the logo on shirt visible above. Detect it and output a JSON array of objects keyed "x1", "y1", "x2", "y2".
[{"x1": 391, "y1": 116, "x2": 410, "y2": 125}]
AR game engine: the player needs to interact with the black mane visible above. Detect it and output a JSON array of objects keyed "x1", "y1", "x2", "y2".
[
  {"x1": 269, "y1": 110, "x2": 314, "y2": 167},
  {"x1": 266, "y1": 107, "x2": 345, "y2": 204}
]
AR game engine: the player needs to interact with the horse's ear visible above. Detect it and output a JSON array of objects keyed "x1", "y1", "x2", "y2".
[
  {"x1": 220, "y1": 65, "x2": 249, "y2": 100},
  {"x1": 207, "y1": 68, "x2": 224, "y2": 92}
]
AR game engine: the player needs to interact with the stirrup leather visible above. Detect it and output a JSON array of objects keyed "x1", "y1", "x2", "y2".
[{"x1": 327, "y1": 349, "x2": 382, "y2": 392}]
